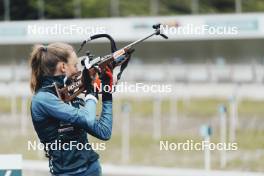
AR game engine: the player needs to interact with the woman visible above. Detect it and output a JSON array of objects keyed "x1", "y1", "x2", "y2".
[{"x1": 29, "y1": 42, "x2": 113, "y2": 176}]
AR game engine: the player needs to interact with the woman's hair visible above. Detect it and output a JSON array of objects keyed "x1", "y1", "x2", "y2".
[{"x1": 29, "y1": 42, "x2": 74, "y2": 93}]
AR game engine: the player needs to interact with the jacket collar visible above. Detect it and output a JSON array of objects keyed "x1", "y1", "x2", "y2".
[{"x1": 41, "y1": 75, "x2": 66, "y2": 88}]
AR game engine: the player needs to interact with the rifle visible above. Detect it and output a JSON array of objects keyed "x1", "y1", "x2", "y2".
[{"x1": 55, "y1": 24, "x2": 168, "y2": 102}]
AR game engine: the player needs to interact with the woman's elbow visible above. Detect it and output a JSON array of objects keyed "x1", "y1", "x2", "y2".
[{"x1": 100, "y1": 130, "x2": 112, "y2": 141}]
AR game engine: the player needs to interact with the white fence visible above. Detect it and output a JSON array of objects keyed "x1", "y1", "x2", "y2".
[
  {"x1": 123, "y1": 64, "x2": 263, "y2": 83},
  {"x1": 1, "y1": 63, "x2": 263, "y2": 83}
]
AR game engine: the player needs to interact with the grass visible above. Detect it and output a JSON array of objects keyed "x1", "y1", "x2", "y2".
[
  {"x1": 0, "y1": 97, "x2": 31, "y2": 114},
  {"x1": 115, "y1": 98, "x2": 264, "y2": 118},
  {"x1": 235, "y1": 129, "x2": 264, "y2": 150},
  {"x1": 238, "y1": 99, "x2": 264, "y2": 118},
  {"x1": 1, "y1": 97, "x2": 264, "y2": 119},
  {"x1": 0, "y1": 97, "x2": 264, "y2": 171},
  {"x1": 0, "y1": 125, "x2": 263, "y2": 171},
  {"x1": 88, "y1": 132, "x2": 264, "y2": 171}
]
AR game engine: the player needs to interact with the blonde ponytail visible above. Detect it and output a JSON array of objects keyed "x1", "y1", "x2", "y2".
[{"x1": 29, "y1": 42, "x2": 74, "y2": 93}]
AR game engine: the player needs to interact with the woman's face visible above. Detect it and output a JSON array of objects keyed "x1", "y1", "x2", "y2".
[{"x1": 64, "y1": 52, "x2": 78, "y2": 77}]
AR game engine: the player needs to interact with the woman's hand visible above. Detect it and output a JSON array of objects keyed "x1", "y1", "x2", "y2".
[
  {"x1": 101, "y1": 66, "x2": 113, "y2": 89},
  {"x1": 82, "y1": 68, "x2": 97, "y2": 97},
  {"x1": 101, "y1": 66, "x2": 113, "y2": 101}
]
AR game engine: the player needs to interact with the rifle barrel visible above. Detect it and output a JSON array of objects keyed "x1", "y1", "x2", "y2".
[{"x1": 124, "y1": 30, "x2": 159, "y2": 49}]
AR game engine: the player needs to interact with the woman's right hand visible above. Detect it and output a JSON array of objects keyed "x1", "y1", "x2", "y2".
[
  {"x1": 82, "y1": 68, "x2": 94, "y2": 95},
  {"x1": 100, "y1": 66, "x2": 113, "y2": 101}
]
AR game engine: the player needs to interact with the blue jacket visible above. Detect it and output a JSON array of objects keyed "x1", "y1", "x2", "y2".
[{"x1": 30, "y1": 75, "x2": 112, "y2": 175}]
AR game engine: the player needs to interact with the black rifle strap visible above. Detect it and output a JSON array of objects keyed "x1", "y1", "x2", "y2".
[
  {"x1": 117, "y1": 55, "x2": 130, "y2": 81},
  {"x1": 116, "y1": 49, "x2": 135, "y2": 81}
]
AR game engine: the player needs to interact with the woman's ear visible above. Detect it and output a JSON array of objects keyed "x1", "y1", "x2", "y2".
[
  {"x1": 61, "y1": 62, "x2": 67, "y2": 73},
  {"x1": 55, "y1": 62, "x2": 66, "y2": 75}
]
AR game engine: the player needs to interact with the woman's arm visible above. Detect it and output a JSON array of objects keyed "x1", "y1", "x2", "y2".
[
  {"x1": 84, "y1": 100, "x2": 112, "y2": 140},
  {"x1": 31, "y1": 91, "x2": 112, "y2": 140}
]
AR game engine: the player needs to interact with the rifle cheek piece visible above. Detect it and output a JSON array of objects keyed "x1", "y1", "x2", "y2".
[{"x1": 83, "y1": 58, "x2": 92, "y2": 69}]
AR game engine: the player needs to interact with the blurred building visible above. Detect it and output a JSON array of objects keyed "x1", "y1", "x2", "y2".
[{"x1": 0, "y1": 14, "x2": 264, "y2": 84}]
